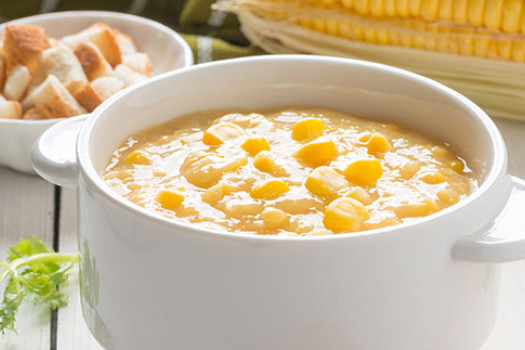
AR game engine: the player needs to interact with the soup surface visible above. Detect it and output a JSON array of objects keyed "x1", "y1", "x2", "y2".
[{"x1": 103, "y1": 107, "x2": 477, "y2": 236}]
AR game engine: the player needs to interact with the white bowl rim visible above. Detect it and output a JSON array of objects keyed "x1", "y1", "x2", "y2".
[
  {"x1": 78, "y1": 55, "x2": 508, "y2": 242},
  {"x1": 0, "y1": 10, "x2": 193, "y2": 126}
]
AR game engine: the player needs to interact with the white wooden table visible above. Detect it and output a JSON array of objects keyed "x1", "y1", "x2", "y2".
[{"x1": 0, "y1": 117, "x2": 524, "y2": 350}]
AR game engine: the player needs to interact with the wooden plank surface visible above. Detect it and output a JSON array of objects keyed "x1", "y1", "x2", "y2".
[
  {"x1": 0, "y1": 117, "x2": 524, "y2": 349},
  {"x1": 0, "y1": 167, "x2": 55, "y2": 350}
]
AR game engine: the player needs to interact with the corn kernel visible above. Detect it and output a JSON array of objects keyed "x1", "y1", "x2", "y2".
[
  {"x1": 450, "y1": 160, "x2": 465, "y2": 173},
  {"x1": 261, "y1": 207, "x2": 289, "y2": 229},
  {"x1": 343, "y1": 159, "x2": 383, "y2": 183},
  {"x1": 156, "y1": 190, "x2": 184, "y2": 210},
  {"x1": 226, "y1": 202, "x2": 264, "y2": 219},
  {"x1": 202, "y1": 123, "x2": 244, "y2": 145},
  {"x1": 437, "y1": 189, "x2": 460, "y2": 206},
  {"x1": 361, "y1": 133, "x2": 391, "y2": 155},
  {"x1": 251, "y1": 179, "x2": 290, "y2": 199},
  {"x1": 305, "y1": 166, "x2": 349, "y2": 198},
  {"x1": 295, "y1": 139, "x2": 338, "y2": 166},
  {"x1": 323, "y1": 197, "x2": 369, "y2": 233},
  {"x1": 127, "y1": 150, "x2": 152, "y2": 165},
  {"x1": 292, "y1": 118, "x2": 327, "y2": 141},
  {"x1": 344, "y1": 186, "x2": 373, "y2": 205},
  {"x1": 394, "y1": 199, "x2": 438, "y2": 218},
  {"x1": 253, "y1": 151, "x2": 287, "y2": 176},
  {"x1": 202, "y1": 182, "x2": 236, "y2": 204},
  {"x1": 399, "y1": 161, "x2": 421, "y2": 180},
  {"x1": 241, "y1": 137, "x2": 270, "y2": 156},
  {"x1": 181, "y1": 151, "x2": 247, "y2": 188},
  {"x1": 419, "y1": 171, "x2": 446, "y2": 184}
]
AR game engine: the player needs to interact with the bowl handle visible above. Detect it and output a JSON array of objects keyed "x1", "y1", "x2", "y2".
[
  {"x1": 31, "y1": 115, "x2": 87, "y2": 187},
  {"x1": 453, "y1": 176, "x2": 525, "y2": 263}
]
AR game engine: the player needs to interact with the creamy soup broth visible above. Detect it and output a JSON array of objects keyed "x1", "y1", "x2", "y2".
[{"x1": 103, "y1": 107, "x2": 477, "y2": 236}]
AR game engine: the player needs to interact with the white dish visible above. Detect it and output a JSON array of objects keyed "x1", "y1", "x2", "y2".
[
  {"x1": 32, "y1": 56, "x2": 525, "y2": 350},
  {"x1": 0, "y1": 11, "x2": 193, "y2": 174}
]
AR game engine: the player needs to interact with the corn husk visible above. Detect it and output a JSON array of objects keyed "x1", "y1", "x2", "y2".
[{"x1": 215, "y1": 0, "x2": 525, "y2": 121}]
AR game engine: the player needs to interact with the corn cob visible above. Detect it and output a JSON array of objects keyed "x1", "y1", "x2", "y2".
[
  {"x1": 234, "y1": 0, "x2": 525, "y2": 61},
  {"x1": 215, "y1": 0, "x2": 525, "y2": 119}
]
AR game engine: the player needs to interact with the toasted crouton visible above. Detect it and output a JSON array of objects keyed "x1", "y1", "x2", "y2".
[
  {"x1": 91, "y1": 76, "x2": 125, "y2": 100},
  {"x1": 62, "y1": 23, "x2": 121, "y2": 67},
  {"x1": 23, "y1": 107, "x2": 46, "y2": 120},
  {"x1": 3, "y1": 24, "x2": 51, "y2": 75},
  {"x1": 74, "y1": 42, "x2": 112, "y2": 81},
  {"x1": 0, "y1": 55, "x2": 6, "y2": 91},
  {"x1": 74, "y1": 83, "x2": 104, "y2": 112},
  {"x1": 39, "y1": 44, "x2": 88, "y2": 95},
  {"x1": 122, "y1": 53, "x2": 153, "y2": 77},
  {"x1": 31, "y1": 75, "x2": 85, "y2": 118},
  {"x1": 114, "y1": 64, "x2": 147, "y2": 87},
  {"x1": 21, "y1": 93, "x2": 35, "y2": 111},
  {"x1": 0, "y1": 98, "x2": 22, "y2": 119},
  {"x1": 113, "y1": 29, "x2": 137, "y2": 56},
  {"x1": 4, "y1": 65, "x2": 31, "y2": 101}
]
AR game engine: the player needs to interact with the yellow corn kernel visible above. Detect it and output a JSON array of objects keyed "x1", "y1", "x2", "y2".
[
  {"x1": 291, "y1": 118, "x2": 327, "y2": 141},
  {"x1": 437, "y1": 188, "x2": 460, "y2": 206},
  {"x1": 450, "y1": 160, "x2": 465, "y2": 173},
  {"x1": 371, "y1": 0, "x2": 385, "y2": 17},
  {"x1": 396, "y1": 0, "x2": 410, "y2": 16},
  {"x1": 399, "y1": 161, "x2": 421, "y2": 180},
  {"x1": 468, "y1": 0, "x2": 486, "y2": 26},
  {"x1": 225, "y1": 202, "x2": 264, "y2": 219},
  {"x1": 453, "y1": 0, "x2": 468, "y2": 22},
  {"x1": 421, "y1": 0, "x2": 439, "y2": 19},
  {"x1": 502, "y1": 0, "x2": 523, "y2": 33},
  {"x1": 342, "y1": 0, "x2": 354, "y2": 9},
  {"x1": 261, "y1": 207, "x2": 289, "y2": 229},
  {"x1": 344, "y1": 186, "x2": 373, "y2": 205},
  {"x1": 512, "y1": 41, "x2": 525, "y2": 62},
  {"x1": 354, "y1": 0, "x2": 370, "y2": 14},
  {"x1": 202, "y1": 182, "x2": 236, "y2": 204},
  {"x1": 438, "y1": 0, "x2": 454, "y2": 20},
  {"x1": 127, "y1": 150, "x2": 152, "y2": 165},
  {"x1": 409, "y1": 0, "x2": 422, "y2": 16},
  {"x1": 253, "y1": 151, "x2": 287, "y2": 176},
  {"x1": 419, "y1": 171, "x2": 446, "y2": 184},
  {"x1": 250, "y1": 179, "x2": 290, "y2": 199},
  {"x1": 343, "y1": 159, "x2": 383, "y2": 183},
  {"x1": 360, "y1": 133, "x2": 391, "y2": 155},
  {"x1": 295, "y1": 139, "x2": 338, "y2": 166},
  {"x1": 323, "y1": 197, "x2": 369, "y2": 233},
  {"x1": 305, "y1": 166, "x2": 349, "y2": 198},
  {"x1": 326, "y1": 20, "x2": 339, "y2": 36},
  {"x1": 156, "y1": 190, "x2": 184, "y2": 210},
  {"x1": 241, "y1": 137, "x2": 270, "y2": 156},
  {"x1": 202, "y1": 123, "x2": 244, "y2": 145},
  {"x1": 394, "y1": 199, "x2": 438, "y2": 218},
  {"x1": 484, "y1": 0, "x2": 504, "y2": 29},
  {"x1": 181, "y1": 152, "x2": 247, "y2": 188}
]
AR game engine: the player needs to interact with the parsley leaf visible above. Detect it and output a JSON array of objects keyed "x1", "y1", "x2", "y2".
[{"x1": 0, "y1": 235, "x2": 79, "y2": 335}]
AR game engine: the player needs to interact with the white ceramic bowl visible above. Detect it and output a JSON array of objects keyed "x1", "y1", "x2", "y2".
[
  {"x1": 0, "y1": 11, "x2": 193, "y2": 174},
  {"x1": 32, "y1": 56, "x2": 525, "y2": 350}
]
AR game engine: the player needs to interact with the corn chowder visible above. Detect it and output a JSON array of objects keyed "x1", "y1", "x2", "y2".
[{"x1": 103, "y1": 108, "x2": 477, "y2": 236}]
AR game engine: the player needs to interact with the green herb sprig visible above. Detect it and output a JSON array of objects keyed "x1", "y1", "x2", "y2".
[{"x1": 0, "y1": 235, "x2": 79, "y2": 334}]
